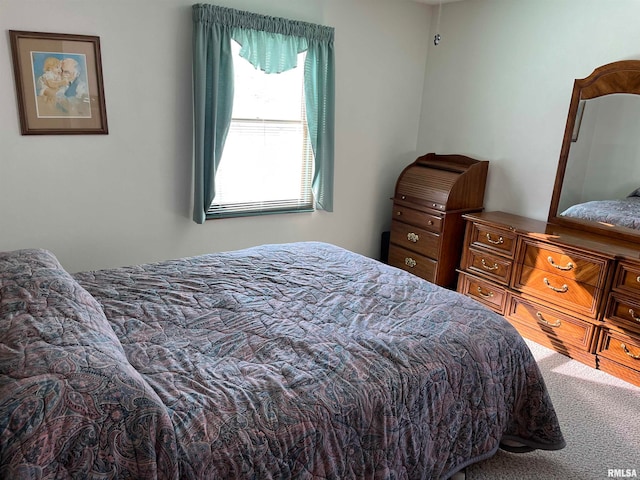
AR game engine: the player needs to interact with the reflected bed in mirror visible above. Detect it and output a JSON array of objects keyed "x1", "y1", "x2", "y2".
[
  {"x1": 558, "y1": 93, "x2": 640, "y2": 230},
  {"x1": 560, "y1": 197, "x2": 640, "y2": 230},
  {"x1": 548, "y1": 60, "x2": 640, "y2": 242}
]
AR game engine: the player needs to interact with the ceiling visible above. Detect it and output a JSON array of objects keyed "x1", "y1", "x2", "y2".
[{"x1": 412, "y1": 0, "x2": 465, "y2": 4}]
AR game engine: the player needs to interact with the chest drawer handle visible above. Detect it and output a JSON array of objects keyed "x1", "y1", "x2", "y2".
[
  {"x1": 407, "y1": 232, "x2": 419, "y2": 243},
  {"x1": 481, "y1": 259, "x2": 499, "y2": 271},
  {"x1": 536, "y1": 312, "x2": 561, "y2": 327},
  {"x1": 636, "y1": 275, "x2": 640, "y2": 283},
  {"x1": 547, "y1": 256, "x2": 574, "y2": 271},
  {"x1": 543, "y1": 278, "x2": 568, "y2": 293},
  {"x1": 476, "y1": 286, "x2": 494, "y2": 298},
  {"x1": 620, "y1": 343, "x2": 640, "y2": 360},
  {"x1": 405, "y1": 257, "x2": 417, "y2": 268},
  {"x1": 628, "y1": 309, "x2": 640, "y2": 322},
  {"x1": 485, "y1": 233, "x2": 504, "y2": 245}
]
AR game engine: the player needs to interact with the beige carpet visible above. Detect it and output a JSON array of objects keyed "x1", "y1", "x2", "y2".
[{"x1": 464, "y1": 339, "x2": 640, "y2": 480}]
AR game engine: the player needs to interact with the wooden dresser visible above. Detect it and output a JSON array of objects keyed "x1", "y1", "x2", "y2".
[
  {"x1": 457, "y1": 211, "x2": 640, "y2": 387},
  {"x1": 388, "y1": 153, "x2": 488, "y2": 289}
]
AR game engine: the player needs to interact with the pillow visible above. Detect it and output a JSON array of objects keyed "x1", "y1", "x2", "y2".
[{"x1": 0, "y1": 248, "x2": 125, "y2": 353}]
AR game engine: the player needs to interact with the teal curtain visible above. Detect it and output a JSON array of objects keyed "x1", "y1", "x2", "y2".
[
  {"x1": 192, "y1": 8, "x2": 234, "y2": 224},
  {"x1": 305, "y1": 37, "x2": 335, "y2": 211},
  {"x1": 192, "y1": 4, "x2": 335, "y2": 223}
]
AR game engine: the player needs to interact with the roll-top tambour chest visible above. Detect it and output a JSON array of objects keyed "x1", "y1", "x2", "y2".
[{"x1": 388, "y1": 153, "x2": 489, "y2": 289}]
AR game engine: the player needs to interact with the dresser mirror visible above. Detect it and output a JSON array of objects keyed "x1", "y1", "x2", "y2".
[{"x1": 548, "y1": 60, "x2": 640, "y2": 243}]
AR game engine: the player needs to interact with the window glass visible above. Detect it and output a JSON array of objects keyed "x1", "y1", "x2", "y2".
[{"x1": 209, "y1": 42, "x2": 313, "y2": 217}]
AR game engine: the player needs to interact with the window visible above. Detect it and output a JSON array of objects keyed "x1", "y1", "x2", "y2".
[
  {"x1": 208, "y1": 42, "x2": 313, "y2": 218},
  {"x1": 192, "y1": 4, "x2": 335, "y2": 224}
]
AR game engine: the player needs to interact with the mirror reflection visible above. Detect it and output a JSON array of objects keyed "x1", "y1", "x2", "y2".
[{"x1": 557, "y1": 93, "x2": 640, "y2": 230}]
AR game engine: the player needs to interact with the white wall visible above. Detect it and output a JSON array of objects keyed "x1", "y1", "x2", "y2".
[
  {"x1": 0, "y1": 0, "x2": 432, "y2": 272},
  {"x1": 418, "y1": 0, "x2": 640, "y2": 221}
]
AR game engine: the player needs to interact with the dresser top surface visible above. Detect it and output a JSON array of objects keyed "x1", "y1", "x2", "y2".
[{"x1": 464, "y1": 211, "x2": 640, "y2": 261}]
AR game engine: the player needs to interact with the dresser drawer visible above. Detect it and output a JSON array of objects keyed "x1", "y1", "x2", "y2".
[
  {"x1": 462, "y1": 247, "x2": 512, "y2": 285},
  {"x1": 388, "y1": 245, "x2": 437, "y2": 282},
  {"x1": 390, "y1": 220, "x2": 440, "y2": 259},
  {"x1": 513, "y1": 265, "x2": 601, "y2": 317},
  {"x1": 457, "y1": 273, "x2": 507, "y2": 314},
  {"x1": 467, "y1": 222, "x2": 517, "y2": 258},
  {"x1": 520, "y1": 240, "x2": 606, "y2": 286},
  {"x1": 612, "y1": 262, "x2": 640, "y2": 296},
  {"x1": 506, "y1": 295, "x2": 595, "y2": 351},
  {"x1": 604, "y1": 293, "x2": 640, "y2": 335},
  {"x1": 391, "y1": 204, "x2": 442, "y2": 233},
  {"x1": 597, "y1": 329, "x2": 640, "y2": 373}
]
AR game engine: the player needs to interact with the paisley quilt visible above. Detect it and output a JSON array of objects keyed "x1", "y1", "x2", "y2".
[{"x1": 0, "y1": 242, "x2": 565, "y2": 479}]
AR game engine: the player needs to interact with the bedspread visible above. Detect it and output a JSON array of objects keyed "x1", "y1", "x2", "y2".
[{"x1": 1, "y1": 242, "x2": 565, "y2": 479}]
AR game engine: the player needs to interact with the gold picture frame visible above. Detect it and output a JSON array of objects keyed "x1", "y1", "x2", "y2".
[{"x1": 10, "y1": 30, "x2": 108, "y2": 135}]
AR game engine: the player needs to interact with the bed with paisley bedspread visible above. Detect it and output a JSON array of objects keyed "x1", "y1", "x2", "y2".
[{"x1": 0, "y1": 242, "x2": 565, "y2": 479}]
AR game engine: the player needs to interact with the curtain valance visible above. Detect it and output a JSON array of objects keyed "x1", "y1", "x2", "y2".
[{"x1": 193, "y1": 4, "x2": 333, "y2": 42}]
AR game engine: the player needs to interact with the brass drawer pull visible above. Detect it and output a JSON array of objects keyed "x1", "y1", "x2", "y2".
[
  {"x1": 628, "y1": 309, "x2": 640, "y2": 322},
  {"x1": 407, "y1": 232, "x2": 419, "y2": 243},
  {"x1": 543, "y1": 278, "x2": 568, "y2": 293},
  {"x1": 481, "y1": 258, "x2": 499, "y2": 271},
  {"x1": 476, "y1": 286, "x2": 494, "y2": 298},
  {"x1": 636, "y1": 275, "x2": 640, "y2": 283},
  {"x1": 485, "y1": 233, "x2": 504, "y2": 245},
  {"x1": 536, "y1": 312, "x2": 561, "y2": 327},
  {"x1": 547, "y1": 256, "x2": 574, "y2": 271},
  {"x1": 427, "y1": 220, "x2": 434, "y2": 226},
  {"x1": 396, "y1": 211, "x2": 402, "y2": 216},
  {"x1": 620, "y1": 343, "x2": 640, "y2": 360},
  {"x1": 405, "y1": 257, "x2": 417, "y2": 268}
]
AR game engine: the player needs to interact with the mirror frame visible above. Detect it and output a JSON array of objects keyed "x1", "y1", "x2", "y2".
[{"x1": 548, "y1": 60, "x2": 640, "y2": 243}]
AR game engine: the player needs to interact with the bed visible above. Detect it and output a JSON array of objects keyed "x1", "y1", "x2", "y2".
[
  {"x1": 0, "y1": 241, "x2": 565, "y2": 479},
  {"x1": 560, "y1": 196, "x2": 640, "y2": 230}
]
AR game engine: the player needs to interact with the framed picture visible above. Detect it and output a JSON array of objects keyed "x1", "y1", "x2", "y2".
[{"x1": 9, "y1": 30, "x2": 108, "y2": 135}]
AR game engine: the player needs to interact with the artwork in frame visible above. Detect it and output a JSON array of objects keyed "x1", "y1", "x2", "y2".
[{"x1": 9, "y1": 30, "x2": 108, "y2": 135}]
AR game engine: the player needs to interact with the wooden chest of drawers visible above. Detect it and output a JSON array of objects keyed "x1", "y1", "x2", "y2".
[
  {"x1": 388, "y1": 153, "x2": 488, "y2": 288},
  {"x1": 458, "y1": 211, "x2": 640, "y2": 386}
]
